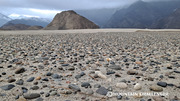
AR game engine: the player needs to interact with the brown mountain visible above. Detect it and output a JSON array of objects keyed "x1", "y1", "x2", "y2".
[
  {"x1": 153, "y1": 8, "x2": 180, "y2": 29},
  {"x1": 44, "y1": 10, "x2": 99, "y2": 30},
  {"x1": 1, "y1": 23, "x2": 30, "y2": 30},
  {"x1": 27, "y1": 26, "x2": 43, "y2": 30}
]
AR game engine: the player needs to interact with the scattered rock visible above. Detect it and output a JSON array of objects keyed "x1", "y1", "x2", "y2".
[
  {"x1": 127, "y1": 70, "x2": 138, "y2": 75},
  {"x1": 150, "y1": 85, "x2": 163, "y2": 92},
  {"x1": 0, "y1": 84, "x2": 15, "y2": 90},
  {"x1": 24, "y1": 93, "x2": 40, "y2": 99},
  {"x1": 68, "y1": 84, "x2": 81, "y2": 92},
  {"x1": 134, "y1": 83, "x2": 142, "y2": 90},
  {"x1": 27, "y1": 77, "x2": 35, "y2": 82},
  {"x1": 95, "y1": 71, "x2": 107, "y2": 79},
  {"x1": 157, "y1": 82, "x2": 167, "y2": 87},
  {"x1": 81, "y1": 82, "x2": 91, "y2": 88},
  {"x1": 152, "y1": 96, "x2": 164, "y2": 101},
  {"x1": 116, "y1": 82, "x2": 128, "y2": 89},
  {"x1": 96, "y1": 87, "x2": 108, "y2": 95},
  {"x1": 15, "y1": 68, "x2": 25, "y2": 74},
  {"x1": 16, "y1": 79, "x2": 24, "y2": 85}
]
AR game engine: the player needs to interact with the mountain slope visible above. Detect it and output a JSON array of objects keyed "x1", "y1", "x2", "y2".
[
  {"x1": 1, "y1": 23, "x2": 30, "y2": 30},
  {"x1": 105, "y1": 0, "x2": 180, "y2": 28},
  {"x1": 0, "y1": 13, "x2": 11, "y2": 27},
  {"x1": 153, "y1": 8, "x2": 180, "y2": 29},
  {"x1": 44, "y1": 10, "x2": 99, "y2": 30},
  {"x1": 76, "y1": 8, "x2": 116, "y2": 27},
  {"x1": 4, "y1": 17, "x2": 50, "y2": 27}
]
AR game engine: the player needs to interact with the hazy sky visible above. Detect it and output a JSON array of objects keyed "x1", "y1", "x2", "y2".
[{"x1": 0, "y1": 0, "x2": 170, "y2": 19}]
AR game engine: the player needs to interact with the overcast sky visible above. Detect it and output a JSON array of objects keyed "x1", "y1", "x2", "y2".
[{"x1": 0, "y1": 0, "x2": 170, "y2": 19}]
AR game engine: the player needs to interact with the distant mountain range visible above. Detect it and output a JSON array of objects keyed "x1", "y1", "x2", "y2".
[
  {"x1": 3, "y1": 17, "x2": 51, "y2": 27},
  {"x1": 104, "y1": 0, "x2": 180, "y2": 28},
  {"x1": 0, "y1": 13, "x2": 11, "y2": 27}
]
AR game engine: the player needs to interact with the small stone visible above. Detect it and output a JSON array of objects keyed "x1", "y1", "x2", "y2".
[
  {"x1": 94, "y1": 84, "x2": 101, "y2": 88},
  {"x1": 152, "y1": 96, "x2": 164, "y2": 101},
  {"x1": 8, "y1": 78, "x2": 16, "y2": 83},
  {"x1": 24, "y1": 93, "x2": 40, "y2": 99},
  {"x1": 96, "y1": 87, "x2": 108, "y2": 95},
  {"x1": 42, "y1": 78, "x2": 49, "y2": 81},
  {"x1": 127, "y1": 70, "x2": 138, "y2": 75},
  {"x1": 2, "y1": 72, "x2": 6, "y2": 75},
  {"x1": 35, "y1": 97, "x2": 44, "y2": 101},
  {"x1": 75, "y1": 75, "x2": 81, "y2": 79},
  {"x1": 81, "y1": 82, "x2": 91, "y2": 88},
  {"x1": 116, "y1": 82, "x2": 128, "y2": 89},
  {"x1": 52, "y1": 74, "x2": 62, "y2": 79},
  {"x1": 150, "y1": 85, "x2": 163, "y2": 92},
  {"x1": 17, "y1": 97, "x2": 27, "y2": 101},
  {"x1": 68, "y1": 84, "x2": 81, "y2": 92},
  {"x1": 109, "y1": 65, "x2": 121, "y2": 70},
  {"x1": 135, "y1": 61, "x2": 142, "y2": 64},
  {"x1": 36, "y1": 76, "x2": 41, "y2": 80},
  {"x1": 117, "y1": 95, "x2": 122, "y2": 100},
  {"x1": 16, "y1": 79, "x2": 24, "y2": 85},
  {"x1": 141, "y1": 67, "x2": 148, "y2": 71},
  {"x1": 27, "y1": 77, "x2": 35, "y2": 82},
  {"x1": 80, "y1": 72, "x2": 85, "y2": 76},
  {"x1": 45, "y1": 93, "x2": 50, "y2": 97},
  {"x1": 61, "y1": 64, "x2": 69, "y2": 66},
  {"x1": 174, "y1": 70, "x2": 180, "y2": 74},
  {"x1": 22, "y1": 87, "x2": 28, "y2": 93},
  {"x1": 86, "y1": 89, "x2": 94, "y2": 95},
  {"x1": 0, "y1": 84, "x2": 15, "y2": 90},
  {"x1": 107, "y1": 86, "x2": 113, "y2": 91},
  {"x1": 106, "y1": 71, "x2": 115, "y2": 75},
  {"x1": 157, "y1": 82, "x2": 167, "y2": 87},
  {"x1": 50, "y1": 91, "x2": 57, "y2": 96},
  {"x1": 95, "y1": 71, "x2": 107, "y2": 79},
  {"x1": 15, "y1": 68, "x2": 25, "y2": 74},
  {"x1": 30, "y1": 86, "x2": 39, "y2": 90},
  {"x1": 46, "y1": 72, "x2": 52, "y2": 76},
  {"x1": 134, "y1": 83, "x2": 142, "y2": 90}
]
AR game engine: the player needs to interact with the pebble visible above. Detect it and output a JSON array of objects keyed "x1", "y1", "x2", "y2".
[
  {"x1": 85, "y1": 89, "x2": 94, "y2": 95},
  {"x1": 15, "y1": 68, "x2": 25, "y2": 74},
  {"x1": 30, "y1": 86, "x2": 39, "y2": 90},
  {"x1": 22, "y1": 87, "x2": 28, "y2": 93},
  {"x1": 35, "y1": 76, "x2": 41, "y2": 80},
  {"x1": 116, "y1": 82, "x2": 128, "y2": 89},
  {"x1": 0, "y1": 84, "x2": 15, "y2": 90},
  {"x1": 127, "y1": 70, "x2": 138, "y2": 75},
  {"x1": 24, "y1": 93, "x2": 40, "y2": 99},
  {"x1": 150, "y1": 85, "x2": 163, "y2": 92},
  {"x1": 35, "y1": 97, "x2": 44, "y2": 101},
  {"x1": 46, "y1": 72, "x2": 52, "y2": 76},
  {"x1": 52, "y1": 74, "x2": 62, "y2": 79},
  {"x1": 109, "y1": 65, "x2": 121, "y2": 70},
  {"x1": 50, "y1": 91, "x2": 57, "y2": 96},
  {"x1": 134, "y1": 83, "x2": 142, "y2": 90},
  {"x1": 81, "y1": 82, "x2": 91, "y2": 88},
  {"x1": 7, "y1": 78, "x2": 16, "y2": 83},
  {"x1": 174, "y1": 70, "x2": 180, "y2": 74},
  {"x1": 152, "y1": 96, "x2": 164, "y2": 101},
  {"x1": 157, "y1": 82, "x2": 167, "y2": 87},
  {"x1": 117, "y1": 95, "x2": 122, "y2": 100},
  {"x1": 106, "y1": 71, "x2": 115, "y2": 75},
  {"x1": 96, "y1": 87, "x2": 108, "y2": 95},
  {"x1": 94, "y1": 84, "x2": 101, "y2": 88},
  {"x1": 17, "y1": 97, "x2": 27, "y2": 101},
  {"x1": 68, "y1": 84, "x2": 81, "y2": 92},
  {"x1": 95, "y1": 71, "x2": 107, "y2": 79}
]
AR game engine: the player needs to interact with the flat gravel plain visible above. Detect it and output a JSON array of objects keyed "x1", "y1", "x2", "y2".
[{"x1": 0, "y1": 30, "x2": 180, "y2": 101}]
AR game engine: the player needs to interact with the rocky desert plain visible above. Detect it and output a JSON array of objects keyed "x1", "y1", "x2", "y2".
[{"x1": 0, "y1": 29, "x2": 180, "y2": 101}]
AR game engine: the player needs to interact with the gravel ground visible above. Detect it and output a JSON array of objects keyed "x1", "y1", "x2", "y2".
[{"x1": 0, "y1": 30, "x2": 180, "y2": 101}]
